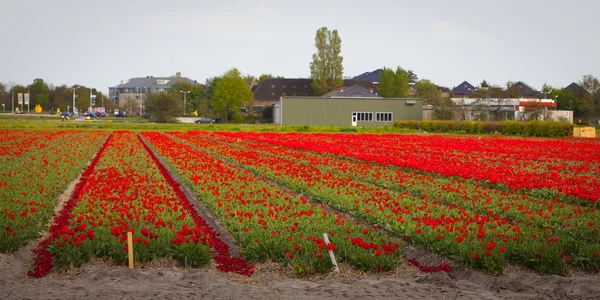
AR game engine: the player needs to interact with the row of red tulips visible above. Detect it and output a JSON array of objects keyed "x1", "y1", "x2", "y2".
[
  {"x1": 141, "y1": 131, "x2": 403, "y2": 275},
  {"x1": 215, "y1": 132, "x2": 600, "y2": 203}
]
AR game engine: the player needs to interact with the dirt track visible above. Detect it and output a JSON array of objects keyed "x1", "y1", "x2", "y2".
[{"x1": 2, "y1": 251, "x2": 600, "y2": 300}]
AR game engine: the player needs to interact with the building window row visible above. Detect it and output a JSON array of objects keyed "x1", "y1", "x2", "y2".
[
  {"x1": 354, "y1": 112, "x2": 373, "y2": 121},
  {"x1": 376, "y1": 112, "x2": 393, "y2": 122}
]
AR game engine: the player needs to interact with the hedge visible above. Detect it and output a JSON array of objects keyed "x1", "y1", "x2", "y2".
[{"x1": 393, "y1": 120, "x2": 575, "y2": 137}]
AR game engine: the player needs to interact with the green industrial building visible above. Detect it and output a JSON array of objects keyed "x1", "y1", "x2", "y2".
[{"x1": 274, "y1": 96, "x2": 423, "y2": 126}]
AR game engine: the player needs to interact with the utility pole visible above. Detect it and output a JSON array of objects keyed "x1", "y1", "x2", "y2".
[
  {"x1": 11, "y1": 87, "x2": 14, "y2": 114},
  {"x1": 180, "y1": 90, "x2": 190, "y2": 116},
  {"x1": 27, "y1": 87, "x2": 30, "y2": 113},
  {"x1": 71, "y1": 87, "x2": 77, "y2": 114}
]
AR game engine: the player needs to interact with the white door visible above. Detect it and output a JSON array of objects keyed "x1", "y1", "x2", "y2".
[{"x1": 351, "y1": 112, "x2": 357, "y2": 127}]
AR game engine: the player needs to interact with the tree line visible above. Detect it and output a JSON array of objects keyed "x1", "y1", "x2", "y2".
[{"x1": 0, "y1": 79, "x2": 116, "y2": 114}]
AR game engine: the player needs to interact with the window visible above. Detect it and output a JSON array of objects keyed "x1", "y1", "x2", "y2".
[
  {"x1": 282, "y1": 93, "x2": 286, "y2": 96},
  {"x1": 271, "y1": 93, "x2": 275, "y2": 96},
  {"x1": 293, "y1": 85, "x2": 296, "y2": 88},
  {"x1": 376, "y1": 112, "x2": 393, "y2": 122},
  {"x1": 157, "y1": 80, "x2": 169, "y2": 85},
  {"x1": 271, "y1": 85, "x2": 275, "y2": 88},
  {"x1": 282, "y1": 85, "x2": 286, "y2": 88},
  {"x1": 353, "y1": 112, "x2": 373, "y2": 121}
]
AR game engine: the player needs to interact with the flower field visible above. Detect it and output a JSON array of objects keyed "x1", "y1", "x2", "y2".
[
  {"x1": 29, "y1": 131, "x2": 252, "y2": 277},
  {"x1": 1, "y1": 129, "x2": 599, "y2": 278},
  {"x1": 172, "y1": 131, "x2": 600, "y2": 275},
  {"x1": 212, "y1": 132, "x2": 600, "y2": 203},
  {"x1": 1, "y1": 130, "x2": 109, "y2": 252}
]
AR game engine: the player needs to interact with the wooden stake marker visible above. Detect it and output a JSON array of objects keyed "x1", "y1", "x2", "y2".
[
  {"x1": 127, "y1": 231, "x2": 134, "y2": 269},
  {"x1": 323, "y1": 233, "x2": 339, "y2": 273}
]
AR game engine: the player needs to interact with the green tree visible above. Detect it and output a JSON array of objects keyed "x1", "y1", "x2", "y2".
[
  {"x1": 480, "y1": 80, "x2": 489, "y2": 88},
  {"x1": 579, "y1": 74, "x2": 600, "y2": 124},
  {"x1": 415, "y1": 79, "x2": 442, "y2": 106},
  {"x1": 243, "y1": 74, "x2": 256, "y2": 87},
  {"x1": 211, "y1": 68, "x2": 253, "y2": 122},
  {"x1": 378, "y1": 67, "x2": 409, "y2": 98},
  {"x1": 257, "y1": 74, "x2": 273, "y2": 83},
  {"x1": 310, "y1": 27, "x2": 343, "y2": 96},
  {"x1": 416, "y1": 79, "x2": 454, "y2": 120},
  {"x1": 189, "y1": 84, "x2": 207, "y2": 116},
  {"x1": 408, "y1": 70, "x2": 418, "y2": 83},
  {"x1": 0, "y1": 83, "x2": 7, "y2": 111},
  {"x1": 28, "y1": 78, "x2": 50, "y2": 109},
  {"x1": 145, "y1": 92, "x2": 182, "y2": 123},
  {"x1": 36, "y1": 94, "x2": 49, "y2": 108},
  {"x1": 49, "y1": 85, "x2": 71, "y2": 112},
  {"x1": 205, "y1": 76, "x2": 222, "y2": 100}
]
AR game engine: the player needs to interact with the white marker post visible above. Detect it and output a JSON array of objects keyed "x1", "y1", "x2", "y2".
[{"x1": 323, "y1": 233, "x2": 339, "y2": 273}]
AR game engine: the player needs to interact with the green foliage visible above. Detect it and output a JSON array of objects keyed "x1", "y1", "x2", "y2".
[
  {"x1": 310, "y1": 27, "x2": 344, "y2": 96},
  {"x1": 579, "y1": 74, "x2": 600, "y2": 124},
  {"x1": 378, "y1": 67, "x2": 409, "y2": 98},
  {"x1": 145, "y1": 92, "x2": 182, "y2": 123},
  {"x1": 211, "y1": 68, "x2": 253, "y2": 122},
  {"x1": 416, "y1": 79, "x2": 444, "y2": 106},
  {"x1": 257, "y1": 74, "x2": 273, "y2": 83},
  {"x1": 394, "y1": 120, "x2": 574, "y2": 137},
  {"x1": 205, "y1": 76, "x2": 221, "y2": 100},
  {"x1": 36, "y1": 94, "x2": 49, "y2": 107}
]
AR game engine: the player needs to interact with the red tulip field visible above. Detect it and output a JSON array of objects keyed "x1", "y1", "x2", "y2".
[{"x1": 2, "y1": 129, "x2": 600, "y2": 282}]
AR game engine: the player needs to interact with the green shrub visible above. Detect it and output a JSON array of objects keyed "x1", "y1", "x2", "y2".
[{"x1": 392, "y1": 120, "x2": 574, "y2": 137}]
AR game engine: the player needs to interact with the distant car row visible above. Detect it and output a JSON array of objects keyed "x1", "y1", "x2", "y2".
[{"x1": 57, "y1": 111, "x2": 217, "y2": 123}]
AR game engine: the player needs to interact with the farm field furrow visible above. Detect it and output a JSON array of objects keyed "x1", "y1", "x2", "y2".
[
  {"x1": 214, "y1": 132, "x2": 600, "y2": 203},
  {"x1": 142, "y1": 131, "x2": 403, "y2": 275},
  {"x1": 1, "y1": 130, "x2": 109, "y2": 252},
  {"x1": 171, "y1": 131, "x2": 600, "y2": 275}
]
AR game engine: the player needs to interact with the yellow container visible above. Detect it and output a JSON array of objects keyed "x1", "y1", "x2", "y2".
[{"x1": 574, "y1": 127, "x2": 596, "y2": 138}]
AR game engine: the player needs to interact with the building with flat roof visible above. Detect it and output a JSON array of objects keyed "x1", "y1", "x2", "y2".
[{"x1": 274, "y1": 95, "x2": 423, "y2": 126}]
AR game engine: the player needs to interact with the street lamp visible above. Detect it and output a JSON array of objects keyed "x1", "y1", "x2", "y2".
[
  {"x1": 180, "y1": 90, "x2": 190, "y2": 116},
  {"x1": 70, "y1": 87, "x2": 78, "y2": 114},
  {"x1": 555, "y1": 95, "x2": 558, "y2": 111},
  {"x1": 2, "y1": 103, "x2": 4, "y2": 112}
]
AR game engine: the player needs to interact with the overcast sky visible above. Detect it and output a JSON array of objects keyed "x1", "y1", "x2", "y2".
[{"x1": 1, "y1": 0, "x2": 599, "y2": 92}]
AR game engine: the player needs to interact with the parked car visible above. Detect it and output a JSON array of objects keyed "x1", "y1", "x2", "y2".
[
  {"x1": 59, "y1": 111, "x2": 72, "y2": 121},
  {"x1": 141, "y1": 113, "x2": 153, "y2": 119},
  {"x1": 115, "y1": 112, "x2": 127, "y2": 118},
  {"x1": 83, "y1": 112, "x2": 96, "y2": 120},
  {"x1": 95, "y1": 112, "x2": 106, "y2": 117},
  {"x1": 195, "y1": 117, "x2": 215, "y2": 124}
]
